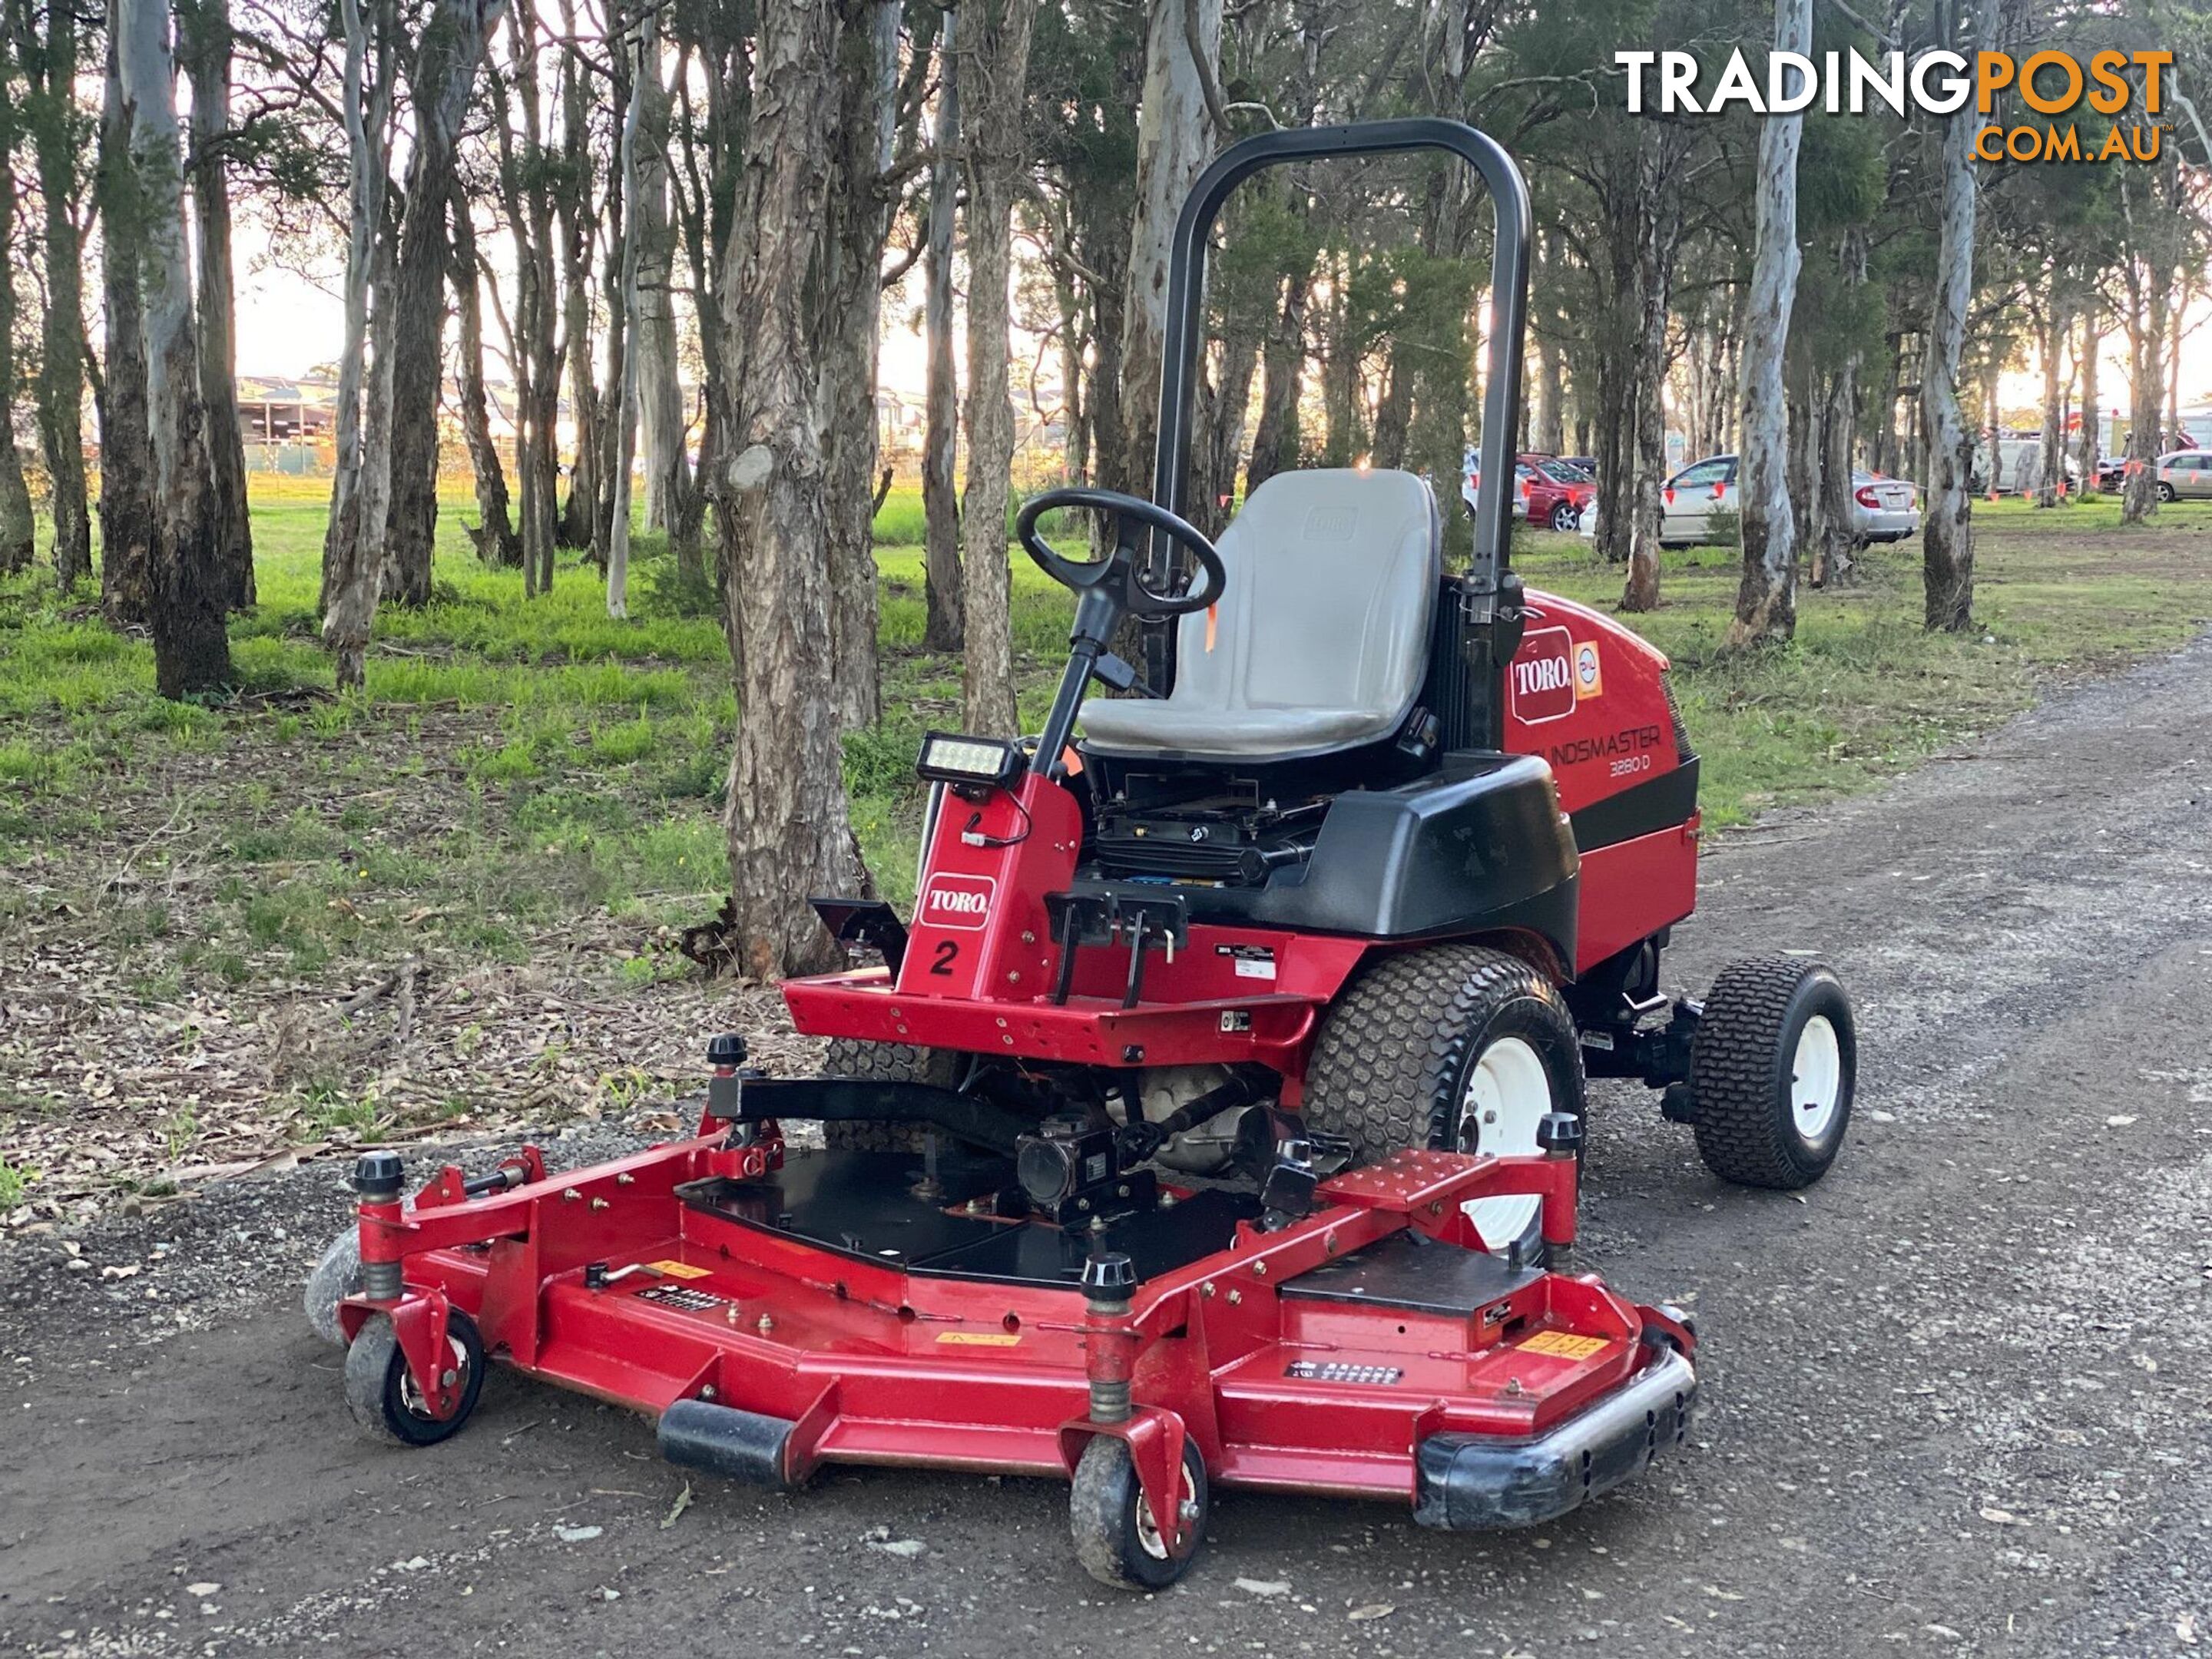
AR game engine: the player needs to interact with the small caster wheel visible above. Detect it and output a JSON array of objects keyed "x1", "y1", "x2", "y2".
[
  {"x1": 344, "y1": 1309, "x2": 485, "y2": 1447},
  {"x1": 303, "y1": 1228, "x2": 363, "y2": 1347},
  {"x1": 1069, "y1": 1435, "x2": 1207, "y2": 1591},
  {"x1": 1689, "y1": 957, "x2": 1856, "y2": 1190}
]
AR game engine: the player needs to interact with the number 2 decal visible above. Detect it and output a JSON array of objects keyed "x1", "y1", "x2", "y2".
[{"x1": 929, "y1": 939, "x2": 960, "y2": 976}]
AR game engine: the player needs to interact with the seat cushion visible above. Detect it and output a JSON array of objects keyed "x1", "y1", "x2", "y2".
[{"x1": 1081, "y1": 468, "x2": 1439, "y2": 761}]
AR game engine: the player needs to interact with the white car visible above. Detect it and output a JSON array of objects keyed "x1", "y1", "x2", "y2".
[
  {"x1": 1849, "y1": 470, "x2": 1919, "y2": 542},
  {"x1": 1661, "y1": 455, "x2": 1738, "y2": 547}
]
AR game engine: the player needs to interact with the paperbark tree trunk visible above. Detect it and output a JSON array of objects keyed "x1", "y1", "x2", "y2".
[
  {"x1": 449, "y1": 175, "x2": 519, "y2": 568},
  {"x1": 1811, "y1": 229, "x2": 1866, "y2": 588},
  {"x1": 819, "y1": 0, "x2": 901, "y2": 727},
  {"x1": 631, "y1": 16, "x2": 689, "y2": 544},
  {"x1": 2035, "y1": 278, "x2": 2070, "y2": 508},
  {"x1": 957, "y1": 0, "x2": 1037, "y2": 739},
  {"x1": 96, "y1": 34, "x2": 155, "y2": 627},
  {"x1": 1621, "y1": 137, "x2": 1683, "y2": 613},
  {"x1": 716, "y1": 0, "x2": 865, "y2": 980},
  {"x1": 180, "y1": 0, "x2": 253, "y2": 611},
  {"x1": 326, "y1": 0, "x2": 504, "y2": 681},
  {"x1": 116, "y1": 0, "x2": 233, "y2": 696},
  {"x1": 2075, "y1": 300, "x2": 2101, "y2": 488},
  {"x1": 1115, "y1": 0, "x2": 1220, "y2": 505},
  {"x1": 919, "y1": 2, "x2": 963, "y2": 652},
  {"x1": 489, "y1": 12, "x2": 562, "y2": 599},
  {"x1": 2121, "y1": 268, "x2": 2167, "y2": 525},
  {"x1": 604, "y1": 5, "x2": 647, "y2": 620},
  {"x1": 1919, "y1": 0, "x2": 1989, "y2": 630},
  {"x1": 0, "y1": 151, "x2": 35, "y2": 574},
  {"x1": 323, "y1": 0, "x2": 392, "y2": 610},
  {"x1": 1727, "y1": 0, "x2": 1809, "y2": 649},
  {"x1": 12, "y1": 0, "x2": 92, "y2": 588},
  {"x1": 554, "y1": 8, "x2": 599, "y2": 557}
]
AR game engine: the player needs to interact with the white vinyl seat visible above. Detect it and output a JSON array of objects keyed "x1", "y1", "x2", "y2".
[{"x1": 1079, "y1": 468, "x2": 1440, "y2": 760}]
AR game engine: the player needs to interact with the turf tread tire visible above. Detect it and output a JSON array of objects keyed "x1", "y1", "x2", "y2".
[
  {"x1": 1689, "y1": 956, "x2": 1854, "y2": 1190},
  {"x1": 818, "y1": 1040, "x2": 959, "y2": 1151},
  {"x1": 1301, "y1": 945, "x2": 1584, "y2": 1164}
]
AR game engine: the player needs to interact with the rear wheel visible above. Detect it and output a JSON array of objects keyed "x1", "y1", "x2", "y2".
[
  {"x1": 1070, "y1": 1435, "x2": 1208, "y2": 1591},
  {"x1": 1302, "y1": 945, "x2": 1584, "y2": 1255},
  {"x1": 1688, "y1": 957, "x2": 1856, "y2": 1189},
  {"x1": 818, "y1": 1039, "x2": 959, "y2": 1151}
]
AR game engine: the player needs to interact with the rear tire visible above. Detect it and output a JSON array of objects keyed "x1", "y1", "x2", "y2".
[
  {"x1": 1070, "y1": 1435, "x2": 1208, "y2": 1591},
  {"x1": 1302, "y1": 945, "x2": 1584, "y2": 1256},
  {"x1": 818, "y1": 1039, "x2": 959, "y2": 1151},
  {"x1": 1688, "y1": 957, "x2": 1855, "y2": 1190}
]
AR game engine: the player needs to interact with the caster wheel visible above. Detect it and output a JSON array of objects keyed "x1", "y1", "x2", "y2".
[
  {"x1": 1689, "y1": 957, "x2": 1856, "y2": 1189},
  {"x1": 303, "y1": 1228, "x2": 363, "y2": 1346},
  {"x1": 1070, "y1": 1435, "x2": 1207, "y2": 1591},
  {"x1": 345, "y1": 1309, "x2": 485, "y2": 1446}
]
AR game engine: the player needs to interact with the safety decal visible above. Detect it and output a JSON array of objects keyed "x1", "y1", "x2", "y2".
[
  {"x1": 1286, "y1": 1361, "x2": 1403, "y2": 1385},
  {"x1": 1574, "y1": 640, "x2": 1603, "y2": 701},
  {"x1": 647, "y1": 1259, "x2": 714, "y2": 1280},
  {"x1": 1515, "y1": 1330, "x2": 1611, "y2": 1361},
  {"x1": 936, "y1": 1330, "x2": 1022, "y2": 1347}
]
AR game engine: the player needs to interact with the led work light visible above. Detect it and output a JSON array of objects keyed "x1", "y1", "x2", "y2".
[{"x1": 916, "y1": 731, "x2": 1023, "y2": 787}]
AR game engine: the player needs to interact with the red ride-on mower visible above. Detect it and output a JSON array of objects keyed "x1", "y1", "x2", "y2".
[{"x1": 310, "y1": 119, "x2": 1830, "y2": 1588}]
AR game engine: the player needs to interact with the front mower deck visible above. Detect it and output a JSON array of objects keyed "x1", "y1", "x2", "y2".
[{"x1": 337, "y1": 1131, "x2": 1695, "y2": 1576}]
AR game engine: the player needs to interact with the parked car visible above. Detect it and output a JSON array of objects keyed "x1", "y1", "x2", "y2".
[
  {"x1": 1661, "y1": 453, "x2": 1738, "y2": 546},
  {"x1": 2154, "y1": 449, "x2": 2212, "y2": 501},
  {"x1": 1517, "y1": 453, "x2": 1598, "y2": 532},
  {"x1": 1558, "y1": 455, "x2": 1598, "y2": 478},
  {"x1": 1849, "y1": 470, "x2": 1920, "y2": 543},
  {"x1": 2094, "y1": 456, "x2": 2128, "y2": 492}
]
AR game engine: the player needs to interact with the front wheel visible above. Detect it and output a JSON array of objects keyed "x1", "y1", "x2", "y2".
[
  {"x1": 345, "y1": 1309, "x2": 485, "y2": 1447},
  {"x1": 303, "y1": 1228, "x2": 363, "y2": 1347},
  {"x1": 1302, "y1": 945, "x2": 1584, "y2": 1257},
  {"x1": 1070, "y1": 1435, "x2": 1208, "y2": 1591},
  {"x1": 1688, "y1": 958, "x2": 1855, "y2": 1189},
  {"x1": 1548, "y1": 501, "x2": 1579, "y2": 532},
  {"x1": 2157, "y1": 481, "x2": 2177, "y2": 503}
]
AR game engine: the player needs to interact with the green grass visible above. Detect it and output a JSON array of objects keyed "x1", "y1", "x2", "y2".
[{"x1": 2, "y1": 478, "x2": 2209, "y2": 1001}]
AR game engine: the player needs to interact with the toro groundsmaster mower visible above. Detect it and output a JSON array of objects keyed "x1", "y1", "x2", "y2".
[{"x1": 310, "y1": 119, "x2": 1850, "y2": 1589}]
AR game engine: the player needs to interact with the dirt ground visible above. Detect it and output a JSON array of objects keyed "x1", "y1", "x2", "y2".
[{"x1": 5, "y1": 633, "x2": 2212, "y2": 1657}]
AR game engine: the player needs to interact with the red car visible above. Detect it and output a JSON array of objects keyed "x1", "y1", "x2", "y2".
[
  {"x1": 1517, "y1": 453, "x2": 1597, "y2": 532},
  {"x1": 1459, "y1": 452, "x2": 1598, "y2": 531}
]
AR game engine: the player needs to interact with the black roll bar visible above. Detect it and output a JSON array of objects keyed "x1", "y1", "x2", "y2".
[{"x1": 1145, "y1": 118, "x2": 1532, "y2": 740}]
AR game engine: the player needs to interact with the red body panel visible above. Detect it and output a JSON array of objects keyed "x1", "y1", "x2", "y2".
[{"x1": 783, "y1": 584, "x2": 1700, "y2": 1071}]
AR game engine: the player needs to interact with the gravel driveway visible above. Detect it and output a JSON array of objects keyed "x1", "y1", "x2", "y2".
[{"x1": 5, "y1": 637, "x2": 2209, "y2": 1658}]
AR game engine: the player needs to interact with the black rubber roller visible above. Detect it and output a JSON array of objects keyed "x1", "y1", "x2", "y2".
[{"x1": 657, "y1": 1398, "x2": 798, "y2": 1487}]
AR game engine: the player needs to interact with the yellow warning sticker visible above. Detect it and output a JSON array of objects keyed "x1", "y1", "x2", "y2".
[
  {"x1": 647, "y1": 1260, "x2": 713, "y2": 1280},
  {"x1": 936, "y1": 1331, "x2": 1022, "y2": 1347},
  {"x1": 1516, "y1": 1330, "x2": 1611, "y2": 1361}
]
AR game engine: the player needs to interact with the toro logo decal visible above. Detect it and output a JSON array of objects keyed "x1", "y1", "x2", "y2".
[
  {"x1": 1512, "y1": 627, "x2": 1578, "y2": 723},
  {"x1": 919, "y1": 873, "x2": 995, "y2": 931}
]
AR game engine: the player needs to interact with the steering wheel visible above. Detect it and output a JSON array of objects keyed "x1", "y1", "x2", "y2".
[{"x1": 1015, "y1": 487, "x2": 1227, "y2": 619}]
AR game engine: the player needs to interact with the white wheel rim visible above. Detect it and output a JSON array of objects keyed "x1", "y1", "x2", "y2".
[
  {"x1": 1133, "y1": 1462, "x2": 1193, "y2": 1561},
  {"x1": 1454, "y1": 1036, "x2": 1554, "y2": 1249},
  {"x1": 1790, "y1": 1015, "x2": 1843, "y2": 1144}
]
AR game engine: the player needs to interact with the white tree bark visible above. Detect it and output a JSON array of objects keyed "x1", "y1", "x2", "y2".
[
  {"x1": 1727, "y1": 0, "x2": 1809, "y2": 648},
  {"x1": 323, "y1": 0, "x2": 392, "y2": 608},
  {"x1": 605, "y1": 8, "x2": 648, "y2": 619},
  {"x1": 1920, "y1": 0, "x2": 1992, "y2": 630},
  {"x1": 631, "y1": 15, "x2": 686, "y2": 536},
  {"x1": 957, "y1": 0, "x2": 1037, "y2": 739},
  {"x1": 1114, "y1": 0, "x2": 1221, "y2": 498},
  {"x1": 919, "y1": 4, "x2": 963, "y2": 651},
  {"x1": 117, "y1": 0, "x2": 232, "y2": 693}
]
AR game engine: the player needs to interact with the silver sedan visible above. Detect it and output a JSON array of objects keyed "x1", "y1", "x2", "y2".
[{"x1": 1850, "y1": 471, "x2": 1919, "y2": 543}]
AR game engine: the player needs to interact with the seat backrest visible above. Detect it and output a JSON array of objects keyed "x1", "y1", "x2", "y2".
[{"x1": 1171, "y1": 467, "x2": 1439, "y2": 720}]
